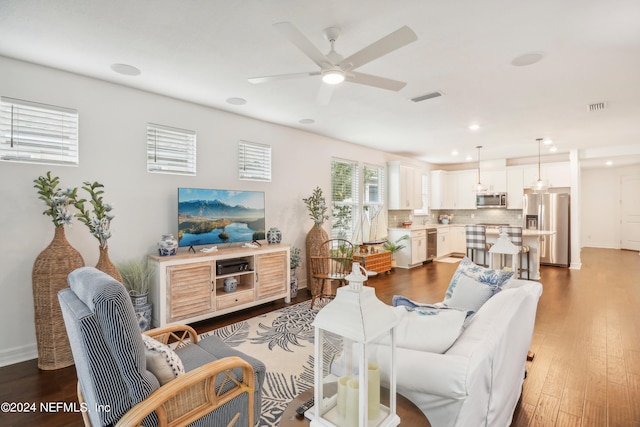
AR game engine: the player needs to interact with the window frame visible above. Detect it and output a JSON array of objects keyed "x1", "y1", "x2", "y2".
[
  {"x1": 238, "y1": 140, "x2": 271, "y2": 182},
  {"x1": 146, "y1": 123, "x2": 196, "y2": 176},
  {"x1": 0, "y1": 96, "x2": 79, "y2": 166}
]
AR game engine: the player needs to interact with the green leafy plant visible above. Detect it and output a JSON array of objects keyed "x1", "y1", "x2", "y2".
[
  {"x1": 33, "y1": 171, "x2": 79, "y2": 227},
  {"x1": 117, "y1": 258, "x2": 154, "y2": 296},
  {"x1": 76, "y1": 181, "x2": 114, "y2": 248},
  {"x1": 383, "y1": 235, "x2": 410, "y2": 255},
  {"x1": 302, "y1": 187, "x2": 329, "y2": 226},
  {"x1": 290, "y1": 246, "x2": 302, "y2": 270}
]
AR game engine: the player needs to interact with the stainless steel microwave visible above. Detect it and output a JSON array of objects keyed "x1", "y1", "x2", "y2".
[{"x1": 476, "y1": 192, "x2": 507, "y2": 208}]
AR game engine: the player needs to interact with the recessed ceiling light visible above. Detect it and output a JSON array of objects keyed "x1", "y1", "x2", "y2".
[
  {"x1": 226, "y1": 97, "x2": 247, "y2": 105},
  {"x1": 549, "y1": 145, "x2": 558, "y2": 152},
  {"x1": 543, "y1": 139, "x2": 553, "y2": 145},
  {"x1": 606, "y1": 160, "x2": 613, "y2": 166},
  {"x1": 451, "y1": 150, "x2": 459, "y2": 156},
  {"x1": 468, "y1": 124, "x2": 480, "y2": 131},
  {"x1": 110, "y1": 63, "x2": 141, "y2": 76},
  {"x1": 465, "y1": 155, "x2": 473, "y2": 161},
  {"x1": 299, "y1": 118, "x2": 315, "y2": 125},
  {"x1": 511, "y1": 52, "x2": 544, "y2": 67}
]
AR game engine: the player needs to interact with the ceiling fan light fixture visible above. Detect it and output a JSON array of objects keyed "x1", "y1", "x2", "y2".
[{"x1": 322, "y1": 68, "x2": 345, "y2": 85}]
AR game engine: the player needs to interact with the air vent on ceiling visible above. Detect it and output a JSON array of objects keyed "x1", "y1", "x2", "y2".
[
  {"x1": 587, "y1": 101, "x2": 607, "y2": 112},
  {"x1": 411, "y1": 91, "x2": 443, "y2": 102}
]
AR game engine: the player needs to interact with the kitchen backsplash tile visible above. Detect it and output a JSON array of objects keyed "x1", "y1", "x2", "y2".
[{"x1": 388, "y1": 209, "x2": 523, "y2": 227}]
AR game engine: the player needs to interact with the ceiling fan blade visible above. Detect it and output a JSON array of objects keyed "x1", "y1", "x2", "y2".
[
  {"x1": 346, "y1": 72, "x2": 407, "y2": 91},
  {"x1": 316, "y1": 83, "x2": 335, "y2": 105},
  {"x1": 248, "y1": 71, "x2": 320, "y2": 84},
  {"x1": 273, "y1": 22, "x2": 331, "y2": 68},
  {"x1": 339, "y1": 26, "x2": 417, "y2": 71}
]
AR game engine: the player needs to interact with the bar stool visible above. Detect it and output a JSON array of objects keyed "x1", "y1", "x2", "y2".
[
  {"x1": 465, "y1": 225, "x2": 491, "y2": 267},
  {"x1": 498, "y1": 226, "x2": 531, "y2": 279}
]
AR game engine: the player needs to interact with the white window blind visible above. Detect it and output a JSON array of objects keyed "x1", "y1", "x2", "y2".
[
  {"x1": 331, "y1": 158, "x2": 360, "y2": 240},
  {"x1": 0, "y1": 96, "x2": 79, "y2": 166},
  {"x1": 239, "y1": 141, "x2": 271, "y2": 182},
  {"x1": 147, "y1": 123, "x2": 196, "y2": 175},
  {"x1": 362, "y1": 163, "x2": 386, "y2": 243}
]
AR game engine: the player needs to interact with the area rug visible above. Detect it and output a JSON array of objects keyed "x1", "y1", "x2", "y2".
[
  {"x1": 200, "y1": 299, "x2": 340, "y2": 427},
  {"x1": 435, "y1": 256, "x2": 462, "y2": 263}
]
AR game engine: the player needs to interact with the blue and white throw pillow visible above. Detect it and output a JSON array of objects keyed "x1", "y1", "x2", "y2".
[
  {"x1": 141, "y1": 334, "x2": 185, "y2": 385},
  {"x1": 443, "y1": 257, "x2": 514, "y2": 312}
]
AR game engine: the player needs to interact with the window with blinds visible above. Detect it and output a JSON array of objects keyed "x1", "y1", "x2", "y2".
[
  {"x1": 0, "y1": 96, "x2": 79, "y2": 166},
  {"x1": 362, "y1": 163, "x2": 386, "y2": 242},
  {"x1": 147, "y1": 123, "x2": 196, "y2": 175},
  {"x1": 331, "y1": 158, "x2": 360, "y2": 240},
  {"x1": 239, "y1": 141, "x2": 271, "y2": 182}
]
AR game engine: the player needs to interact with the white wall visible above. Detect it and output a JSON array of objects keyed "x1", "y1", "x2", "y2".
[
  {"x1": 0, "y1": 56, "x2": 426, "y2": 366},
  {"x1": 581, "y1": 164, "x2": 640, "y2": 249}
]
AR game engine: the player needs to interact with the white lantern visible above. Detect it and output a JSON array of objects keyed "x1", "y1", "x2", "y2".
[
  {"x1": 488, "y1": 230, "x2": 519, "y2": 272},
  {"x1": 308, "y1": 262, "x2": 400, "y2": 427}
]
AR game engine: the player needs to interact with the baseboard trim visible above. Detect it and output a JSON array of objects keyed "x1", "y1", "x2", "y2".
[{"x1": 0, "y1": 343, "x2": 37, "y2": 367}]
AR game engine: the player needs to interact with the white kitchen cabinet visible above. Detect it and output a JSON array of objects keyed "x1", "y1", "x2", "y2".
[
  {"x1": 437, "y1": 227, "x2": 450, "y2": 258},
  {"x1": 482, "y1": 170, "x2": 507, "y2": 193},
  {"x1": 506, "y1": 166, "x2": 525, "y2": 209},
  {"x1": 388, "y1": 228, "x2": 426, "y2": 268},
  {"x1": 523, "y1": 162, "x2": 571, "y2": 189},
  {"x1": 450, "y1": 225, "x2": 466, "y2": 255},
  {"x1": 431, "y1": 170, "x2": 476, "y2": 210},
  {"x1": 388, "y1": 161, "x2": 423, "y2": 210}
]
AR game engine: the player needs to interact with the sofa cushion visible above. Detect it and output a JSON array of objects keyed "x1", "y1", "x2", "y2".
[
  {"x1": 377, "y1": 305, "x2": 467, "y2": 353},
  {"x1": 141, "y1": 334, "x2": 185, "y2": 385},
  {"x1": 443, "y1": 257, "x2": 514, "y2": 312}
]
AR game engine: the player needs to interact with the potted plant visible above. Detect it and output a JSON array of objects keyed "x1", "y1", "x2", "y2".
[
  {"x1": 290, "y1": 246, "x2": 302, "y2": 299},
  {"x1": 118, "y1": 258, "x2": 155, "y2": 331},
  {"x1": 383, "y1": 235, "x2": 410, "y2": 268}
]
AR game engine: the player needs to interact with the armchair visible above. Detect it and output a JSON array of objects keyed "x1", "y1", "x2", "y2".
[{"x1": 58, "y1": 267, "x2": 265, "y2": 427}]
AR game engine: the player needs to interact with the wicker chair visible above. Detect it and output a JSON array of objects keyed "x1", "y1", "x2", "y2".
[
  {"x1": 58, "y1": 267, "x2": 265, "y2": 427},
  {"x1": 309, "y1": 239, "x2": 354, "y2": 308}
]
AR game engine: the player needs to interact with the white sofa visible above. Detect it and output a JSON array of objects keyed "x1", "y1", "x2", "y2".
[{"x1": 371, "y1": 278, "x2": 542, "y2": 427}]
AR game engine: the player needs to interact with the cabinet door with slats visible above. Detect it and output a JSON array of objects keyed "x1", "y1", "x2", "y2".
[
  {"x1": 255, "y1": 251, "x2": 287, "y2": 299},
  {"x1": 166, "y1": 261, "x2": 214, "y2": 323}
]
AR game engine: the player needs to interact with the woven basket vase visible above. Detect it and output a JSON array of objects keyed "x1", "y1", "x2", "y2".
[
  {"x1": 95, "y1": 245, "x2": 122, "y2": 283},
  {"x1": 32, "y1": 226, "x2": 84, "y2": 370},
  {"x1": 305, "y1": 225, "x2": 328, "y2": 297}
]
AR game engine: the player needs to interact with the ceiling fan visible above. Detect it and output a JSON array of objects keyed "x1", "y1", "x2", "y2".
[{"x1": 248, "y1": 22, "x2": 417, "y2": 103}]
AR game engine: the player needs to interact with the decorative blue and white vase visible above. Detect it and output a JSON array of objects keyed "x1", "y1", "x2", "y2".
[
  {"x1": 158, "y1": 234, "x2": 178, "y2": 256},
  {"x1": 223, "y1": 277, "x2": 238, "y2": 293},
  {"x1": 290, "y1": 269, "x2": 298, "y2": 299},
  {"x1": 267, "y1": 227, "x2": 282, "y2": 244},
  {"x1": 130, "y1": 293, "x2": 152, "y2": 331}
]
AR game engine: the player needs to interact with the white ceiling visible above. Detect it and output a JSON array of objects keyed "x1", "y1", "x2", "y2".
[{"x1": 1, "y1": 0, "x2": 640, "y2": 168}]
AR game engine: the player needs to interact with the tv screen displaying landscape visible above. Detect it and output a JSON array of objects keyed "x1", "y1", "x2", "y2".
[{"x1": 178, "y1": 188, "x2": 266, "y2": 247}]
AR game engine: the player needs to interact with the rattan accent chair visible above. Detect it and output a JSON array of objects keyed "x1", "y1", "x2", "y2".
[
  {"x1": 309, "y1": 239, "x2": 354, "y2": 308},
  {"x1": 58, "y1": 267, "x2": 265, "y2": 427}
]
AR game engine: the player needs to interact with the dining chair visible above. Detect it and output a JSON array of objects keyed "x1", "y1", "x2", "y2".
[{"x1": 498, "y1": 226, "x2": 531, "y2": 279}]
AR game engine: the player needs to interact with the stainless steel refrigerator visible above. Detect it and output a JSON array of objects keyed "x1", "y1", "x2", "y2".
[{"x1": 523, "y1": 189, "x2": 570, "y2": 267}]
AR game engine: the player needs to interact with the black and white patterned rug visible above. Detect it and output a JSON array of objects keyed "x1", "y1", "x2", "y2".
[{"x1": 200, "y1": 300, "x2": 340, "y2": 427}]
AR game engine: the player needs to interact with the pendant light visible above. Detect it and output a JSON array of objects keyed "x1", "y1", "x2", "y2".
[
  {"x1": 531, "y1": 138, "x2": 549, "y2": 193},
  {"x1": 475, "y1": 145, "x2": 488, "y2": 193}
]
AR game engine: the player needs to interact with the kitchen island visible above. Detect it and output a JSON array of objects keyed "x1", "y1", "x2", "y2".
[{"x1": 485, "y1": 228, "x2": 555, "y2": 280}]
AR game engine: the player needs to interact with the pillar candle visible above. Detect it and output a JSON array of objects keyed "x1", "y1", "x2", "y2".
[
  {"x1": 337, "y1": 376, "x2": 350, "y2": 417},
  {"x1": 346, "y1": 378, "x2": 359, "y2": 427},
  {"x1": 368, "y1": 362, "x2": 381, "y2": 420}
]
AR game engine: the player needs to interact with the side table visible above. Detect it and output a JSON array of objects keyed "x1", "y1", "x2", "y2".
[{"x1": 279, "y1": 387, "x2": 430, "y2": 426}]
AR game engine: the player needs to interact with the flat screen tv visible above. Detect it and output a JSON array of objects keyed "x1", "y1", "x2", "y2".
[{"x1": 178, "y1": 188, "x2": 265, "y2": 248}]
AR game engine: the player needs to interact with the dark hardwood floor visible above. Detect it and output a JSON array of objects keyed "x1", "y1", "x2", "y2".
[{"x1": 1, "y1": 247, "x2": 638, "y2": 426}]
